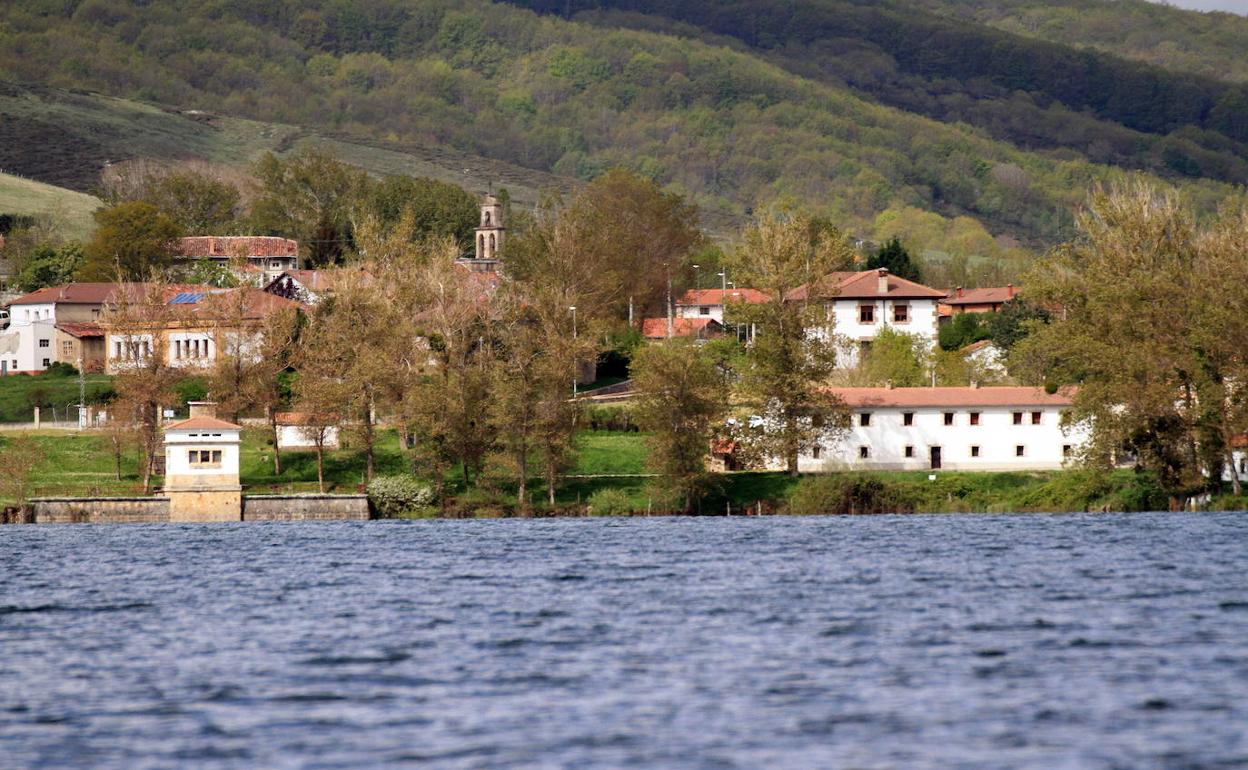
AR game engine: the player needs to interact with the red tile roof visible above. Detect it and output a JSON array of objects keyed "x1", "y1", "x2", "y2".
[
  {"x1": 164, "y1": 416, "x2": 242, "y2": 431},
  {"x1": 641, "y1": 317, "x2": 723, "y2": 339},
  {"x1": 942, "y1": 286, "x2": 1018, "y2": 306},
  {"x1": 788, "y1": 269, "x2": 946, "y2": 301},
  {"x1": 825, "y1": 386, "x2": 1075, "y2": 408},
  {"x1": 274, "y1": 411, "x2": 339, "y2": 426},
  {"x1": 178, "y1": 236, "x2": 298, "y2": 258},
  {"x1": 676, "y1": 288, "x2": 770, "y2": 306},
  {"x1": 10, "y1": 283, "x2": 146, "y2": 306},
  {"x1": 165, "y1": 287, "x2": 304, "y2": 320},
  {"x1": 55, "y1": 322, "x2": 104, "y2": 338}
]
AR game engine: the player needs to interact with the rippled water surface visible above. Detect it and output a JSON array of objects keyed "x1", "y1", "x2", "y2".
[{"x1": 2, "y1": 514, "x2": 1247, "y2": 769}]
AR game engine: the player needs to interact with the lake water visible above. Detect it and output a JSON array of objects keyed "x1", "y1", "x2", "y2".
[{"x1": 1, "y1": 514, "x2": 1246, "y2": 769}]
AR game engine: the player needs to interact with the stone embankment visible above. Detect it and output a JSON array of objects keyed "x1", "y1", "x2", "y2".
[{"x1": 21, "y1": 495, "x2": 370, "y2": 524}]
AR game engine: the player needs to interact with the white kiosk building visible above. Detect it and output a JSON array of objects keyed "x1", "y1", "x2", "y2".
[{"x1": 163, "y1": 402, "x2": 243, "y2": 521}]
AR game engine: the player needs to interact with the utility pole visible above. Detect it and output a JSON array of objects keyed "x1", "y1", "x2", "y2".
[
  {"x1": 569, "y1": 305, "x2": 578, "y2": 397},
  {"x1": 77, "y1": 349, "x2": 85, "y2": 430},
  {"x1": 666, "y1": 264, "x2": 673, "y2": 339}
]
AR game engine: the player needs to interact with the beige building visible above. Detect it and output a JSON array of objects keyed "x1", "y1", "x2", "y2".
[{"x1": 104, "y1": 287, "x2": 302, "y2": 374}]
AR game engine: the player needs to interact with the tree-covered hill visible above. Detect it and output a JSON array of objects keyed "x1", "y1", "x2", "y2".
[
  {"x1": 910, "y1": 0, "x2": 1248, "y2": 85},
  {"x1": 517, "y1": 0, "x2": 1248, "y2": 189},
  {"x1": 0, "y1": 0, "x2": 1239, "y2": 256}
]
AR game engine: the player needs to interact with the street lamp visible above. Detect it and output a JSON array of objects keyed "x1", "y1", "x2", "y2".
[{"x1": 692, "y1": 263, "x2": 700, "y2": 292}]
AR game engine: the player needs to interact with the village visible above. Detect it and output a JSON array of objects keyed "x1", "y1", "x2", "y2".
[{"x1": 0, "y1": 174, "x2": 1245, "y2": 521}]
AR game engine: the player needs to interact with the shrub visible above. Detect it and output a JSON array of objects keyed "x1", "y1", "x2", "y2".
[
  {"x1": 42, "y1": 362, "x2": 78, "y2": 377},
  {"x1": 585, "y1": 402, "x2": 638, "y2": 432},
  {"x1": 587, "y1": 487, "x2": 636, "y2": 516},
  {"x1": 786, "y1": 474, "x2": 915, "y2": 515},
  {"x1": 367, "y1": 474, "x2": 436, "y2": 517}
]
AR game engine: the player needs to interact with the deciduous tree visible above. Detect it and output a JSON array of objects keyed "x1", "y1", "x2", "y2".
[
  {"x1": 79, "y1": 203, "x2": 182, "y2": 281},
  {"x1": 725, "y1": 211, "x2": 854, "y2": 476},
  {"x1": 632, "y1": 339, "x2": 727, "y2": 512}
]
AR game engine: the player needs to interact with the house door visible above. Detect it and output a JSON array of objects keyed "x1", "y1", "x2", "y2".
[{"x1": 930, "y1": 446, "x2": 942, "y2": 470}]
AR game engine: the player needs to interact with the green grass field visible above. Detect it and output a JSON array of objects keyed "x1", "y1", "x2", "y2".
[
  {"x1": 0, "y1": 373, "x2": 114, "y2": 423},
  {"x1": 0, "y1": 172, "x2": 100, "y2": 241}
]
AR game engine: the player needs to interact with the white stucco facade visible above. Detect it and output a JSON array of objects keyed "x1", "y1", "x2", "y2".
[
  {"x1": 164, "y1": 425, "x2": 242, "y2": 480},
  {"x1": 786, "y1": 387, "x2": 1088, "y2": 474},
  {"x1": 0, "y1": 303, "x2": 58, "y2": 372}
]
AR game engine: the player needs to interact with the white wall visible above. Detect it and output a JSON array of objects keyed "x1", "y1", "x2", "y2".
[
  {"x1": 1, "y1": 303, "x2": 58, "y2": 371},
  {"x1": 165, "y1": 428, "x2": 241, "y2": 478},
  {"x1": 799, "y1": 404, "x2": 1088, "y2": 473},
  {"x1": 277, "y1": 424, "x2": 340, "y2": 450},
  {"x1": 676, "y1": 303, "x2": 724, "y2": 324}
]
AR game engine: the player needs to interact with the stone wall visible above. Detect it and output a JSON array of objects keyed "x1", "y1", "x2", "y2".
[
  {"x1": 242, "y1": 495, "x2": 371, "y2": 521},
  {"x1": 31, "y1": 497, "x2": 170, "y2": 524}
]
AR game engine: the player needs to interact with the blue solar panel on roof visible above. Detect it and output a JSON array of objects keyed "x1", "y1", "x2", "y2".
[{"x1": 168, "y1": 292, "x2": 205, "y2": 305}]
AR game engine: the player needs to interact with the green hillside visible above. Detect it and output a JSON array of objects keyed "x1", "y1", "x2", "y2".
[
  {"x1": 0, "y1": 0, "x2": 1241, "y2": 254},
  {"x1": 911, "y1": 0, "x2": 1248, "y2": 84},
  {"x1": 0, "y1": 171, "x2": 99, "y2": 241}
]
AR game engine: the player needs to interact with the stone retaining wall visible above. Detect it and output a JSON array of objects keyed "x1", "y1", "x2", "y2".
[
  {"x1": 31, "y1": 497, "x2": 170, "y2": 524},
  {"x1": 21, "y1": 495, "x2": 371, "y2": 524},
  {"x1": 242, "y1": 495, "x2": 372, "y2": 521}
]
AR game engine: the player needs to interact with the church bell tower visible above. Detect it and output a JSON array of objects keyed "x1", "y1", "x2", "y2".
[{"x1": 474, "y1": 194, "x2": 505, "y2": 262}]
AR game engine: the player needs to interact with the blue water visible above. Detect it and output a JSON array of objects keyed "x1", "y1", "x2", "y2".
[{"x1": 1, "y1": 514, "x2": 1246, "y2": 769}]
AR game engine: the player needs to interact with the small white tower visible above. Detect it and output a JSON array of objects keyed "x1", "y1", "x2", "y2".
[
  {"x1": 474, "y1": 194, "x2": 505, "y2": 262},
  {"x1": 163, "y1": 402, "x2": 243, "y2": 522}
]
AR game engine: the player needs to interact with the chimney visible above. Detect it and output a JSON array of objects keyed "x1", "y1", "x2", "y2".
[
  {"x1": 970, "y1": 380, "x2": 979, "y2": 389},
  {"x1": 885, "y1": 380, "x2": 894, "y2": 390},
  {"x1": 1007, "y1": 283, "x2": 1015, "y2": 298},
  {"x1": 956, "y1": 286, "x2": 964, "y2": 298},
  {"x1": 188, "y1": 401, "x2": 217, "y2": 419},
  {"x1": 877, "y1": 268, "x2": 889, "y2": 295}
]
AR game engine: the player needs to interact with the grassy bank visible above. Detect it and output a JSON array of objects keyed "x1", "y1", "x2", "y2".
[
  {"x1": 3, "y1": 428, "x2": 1234, "y2": 514},
  {"x1": 0, "y1": 374, "x2": 115, "y2": 423}
]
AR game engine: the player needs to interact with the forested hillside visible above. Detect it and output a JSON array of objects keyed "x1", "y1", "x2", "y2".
[
  {"x1": 0, "y1": 0, "x2": 1241, "y2": 261},
  {"x1": 523, "y1": 0, "x2": 1248, "y2": 188},
  {"x1": 910, "y1": 0, "x2": 1248, "y2": 84}
]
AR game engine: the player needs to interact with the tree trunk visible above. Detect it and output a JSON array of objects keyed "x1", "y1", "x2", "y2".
[
  {"x1": 516, "y1": 448, "x2": 527, "y2": 507},
  {"x1": 270, "y1": 417, "x2": 282, "y2": 475},
  {"x1": 316, "y1": 442, "x2": 325, "y2": 493},
  {"x1": 1225, "y1": 447, "x2": 1242, "y2": 496}
]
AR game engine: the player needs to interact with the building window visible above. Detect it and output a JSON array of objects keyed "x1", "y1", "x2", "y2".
[
  {"x1": 812, "y1": 445, "x2": 822, "y2": 459},
  {"x1": 62, "y1": 341, "x2": 73, "y2": 357},
  {"x1": 971, "y1": 445, "x2": 980, "y2": 458},
  {"x1": 859, "y1": 446, "x2": 870, "y2": 459},
  {"x1": 943, "y1": 411, "x2": 954, "y2": 426},
  {"x1": 1013, "y1": 411, "x2": 1024, "y2": 425},
  {"x1": 1063, "y1": 444, "x2": 1073, "y2": 458},
  {"x1": 893, "y1": 304, "x2": 909, "y2": 323},
  {"x1": 699, "y1": 306, "x2": 710, "y2": 316},
  {"x1": 859, "y1": 305, "x2": 875, "y2": 324},
  {"x1": 904, "y1": 445, "x2": 915, "y2": 458},
  {"x1": 41, "y1": 358, "x2": 50, "y2": 367},
  {"x1": 189, "y1": 449, "x2": 223, "y2": 467},
  {"x1": 860, "y1": 412, "x2": 871, "y2": 427},
  {"x1": 903, "y1": 412, "x2": 914, "y2": 426},
  {"x1": 969, "y1": 412, "x2": 980, "y2": 426},
  {"x1": 1015, "y1": 445, "x2": 1025, "y2": 457},
  {"x1": 1031, "y1": 411, "x2": 1042, "y2": 425},
  {"x1": 38, "y1": 339, "x2": 50, "y2": 348}
]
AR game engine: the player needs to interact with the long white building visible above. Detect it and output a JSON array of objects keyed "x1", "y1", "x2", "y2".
[{"x1": 800, "y1": 386, "x2": 1087, "y2": 473}]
